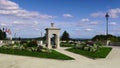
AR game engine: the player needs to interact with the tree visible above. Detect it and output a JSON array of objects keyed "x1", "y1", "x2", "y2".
[
  {"x1": 92, "y1": 34, "x2": 119, "y2": 42},
  {"x1": 0, "y1": 28, "x2": 7, "y2": 40},
  {"x1": 2, "y1": 32, "x2": 7, "y2": 39},
  {"x1": 0, "y1": 29, "x2": 3, "y2": 39},
  {"x1": 61, "y1": 31, "x2": 70, "y2": 41}
]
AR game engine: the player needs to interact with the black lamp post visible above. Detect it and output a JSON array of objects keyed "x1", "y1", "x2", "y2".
[{"x1": 105, "y1": 13, "x2": 109, "y2": 45}]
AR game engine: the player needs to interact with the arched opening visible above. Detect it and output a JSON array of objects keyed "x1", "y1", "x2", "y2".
[{"x1": 51, "y1": 34, "x2": 57, "y2": 48}]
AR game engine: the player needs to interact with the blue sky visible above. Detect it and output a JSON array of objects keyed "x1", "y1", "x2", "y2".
[{"x1": 0, "y1": 0, "x2": 120, "y2": 38}]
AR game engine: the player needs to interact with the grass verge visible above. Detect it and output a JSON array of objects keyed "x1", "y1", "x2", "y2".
[
  {"x1": 66, "y1": 47, "x2": 112, "y2": 59},
  {"x1": 0, "y1": 48, "x2": 74, "y2": 60}
]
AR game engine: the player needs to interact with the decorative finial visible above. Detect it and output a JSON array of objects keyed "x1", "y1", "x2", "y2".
[{"x1": 51, "y1": 23, "x2": 54, "y2": 27}]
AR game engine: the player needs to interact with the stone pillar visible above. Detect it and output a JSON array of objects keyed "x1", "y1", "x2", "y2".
[
  {"x1": 38, "y1": 40, "x2": 43, "y2": 45},
  {"x1": 46, "y1": 33, "x2": 51, "y2": 49},
  {"x1": 56, "y1": 34, "x2": 60, "y2": 48}
]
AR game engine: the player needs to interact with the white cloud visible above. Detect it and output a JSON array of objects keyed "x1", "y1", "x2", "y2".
[
  {"x1": 109, "y1": 22, "x2": 117, "y2": 25},
  {"x1": 0, "y1": 0, "x2": 19, "y2": 10},
  {"x1": 90, "y1": 8, "x2": 120, "y2": 18},
  {"x1": 35, "y1": 28, "x2": 40, "y2": 31},
  {"x1": 85, "y1": 28, "x2": 93, "y2": 32},
  {"x1": 0, "y1": 0, "x2": 55, "y2": 19},
  {"x1": 90, "y1": 21, "x2": 99, "y2": 25},
  {"x1": 109, "y1": 8, "x2": 120, "y2": 18},
  {"x1": 90, "y1": 12, "x2": 105, "y2": 17},
  {"x1": 80, "y1": 18, "x2": 90, "y2": 22},
  {"x1": 0, "y1": 23, "x2": 7, "y2": 26},
  {"x1": 63, "y1": 14, "x2": 73, "y2": 18},
  {"x1": 34, "y1": 21, "x2": 39, "y2": 25},
  {"x1": 12, "y1": 21, "x2": 24, "y2": 25}
]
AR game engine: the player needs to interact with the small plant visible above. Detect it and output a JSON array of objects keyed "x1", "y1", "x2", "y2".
[
  {"x1": 37, "y1": 45, "x2": 43, "y2": 52},
  {"x1": 84, "y1": 46, "x2": 90, "y2": 51},
  {"x1": 90, "y1": 47, "x2": 97, "y2": 52}
]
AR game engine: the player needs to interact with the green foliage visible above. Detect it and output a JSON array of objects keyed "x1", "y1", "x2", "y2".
[
  {"x1": 0, "y1": 29, "x2": 7, "y2": 40},
  {"x1": 74, "y1": 41, "x2": 105, "y2": 53},
  {"x1": 61, "y1": 31, "x2": 70, "y2": 41},
  {"x1": 27, "y1": 40, "x2": 38, "y2": 47},
  {"x1": 92, "y1": 34, "x2": 119, "y2": 42},
  {"x1": 83, "y1": 46, "x2": 90, "y2": 51},
  {"x1": 20, "y1": 40, "x2": 28, "y2": 44},
  {"x1": 0, "y1": 47, "x2": 74, "y2": 60},
  {"x1": 66, "y1": 47, "x2": 112, "y2": 59},
  {"x1": 60, "y1": 42, "x2": 75, "y2": 47},
  {"x1": 92, "y1": 35, "x2": 106, "y2": 41}
]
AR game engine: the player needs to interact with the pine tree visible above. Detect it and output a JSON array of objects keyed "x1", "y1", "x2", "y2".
[{"x1": 61, "y1": 31, "x2": 70, "y2": 41}]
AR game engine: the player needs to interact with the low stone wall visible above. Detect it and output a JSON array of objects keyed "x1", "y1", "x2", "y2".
[{"x1": 109, "y1": 42, "x2": 120, "y2": 46}]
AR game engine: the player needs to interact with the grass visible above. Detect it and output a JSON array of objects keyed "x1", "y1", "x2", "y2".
[
  {"x1": 66, "y1": 47, "x2": 112, "y2": 59},
  {"x1": 0, "y1": 47, "x2": 74, "y2": 60}
]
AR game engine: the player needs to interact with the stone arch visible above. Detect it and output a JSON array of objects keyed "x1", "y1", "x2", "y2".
[{"x1": 45, "y1": 23, "x2": 60, "y2": 49}]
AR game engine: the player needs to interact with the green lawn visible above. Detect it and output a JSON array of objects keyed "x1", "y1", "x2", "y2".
[
  {"x1": 0, "y1": 48, "x2": 74, "y2": 60},
  {"x1": 66, "y1": 47, "x2": 112, "y2": 59}
]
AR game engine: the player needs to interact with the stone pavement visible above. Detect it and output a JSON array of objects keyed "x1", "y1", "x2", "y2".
[{"x1": 0, "y1": 46, "x2": 120, "y2": 68}]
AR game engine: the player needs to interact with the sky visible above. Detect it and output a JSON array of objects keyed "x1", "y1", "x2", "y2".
[{"x1": 0, "y1": 0, "x2": 120, "y2": 38}]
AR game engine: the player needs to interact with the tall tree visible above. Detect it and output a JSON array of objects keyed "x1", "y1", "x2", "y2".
[
  {"x1": 0, "y1": 29, "x2": 3, "y2": 39},
  {"x1": 0, "y1": 29, "x2": 7, "y2": 40},
  {"x1": 61, "y1": 31, "x2": 70, "y2": 41}
]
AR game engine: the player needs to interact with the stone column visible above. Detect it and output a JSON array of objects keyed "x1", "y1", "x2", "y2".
[
  {"x1": 47, "y1": 33, "x2": 51, "y2": 49},
  {"x1": 56, "y1": 34, "x2": 60, "y2": 48}
]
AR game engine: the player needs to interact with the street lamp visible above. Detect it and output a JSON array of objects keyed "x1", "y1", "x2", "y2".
[{"x1": 105, "y1": 13, "x2": 109, "y2": 45}]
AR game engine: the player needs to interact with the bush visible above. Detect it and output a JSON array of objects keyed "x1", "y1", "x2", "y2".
[
  {"x1": 12, "y1": 45, "x2": 19, "y2": 49},
  {"x1": 27, "y1": 40, "x2": 38, "y2": 47},
  {"x1": 84, "y1": 46, "x2": 90, "y2": 51},
  {"x1": 75, "y1": 44, "x2": 84, "y2": 49},
  {"x1": 37, "y1": 45, "x2": 43, "y2": 52},
  {"x1": 60, "y1": 42, "x2": 74, "y2": 47},
  {"x1": 90, "y1": 47, "x2": 97, "y2": 52},
  {"x1": 20, "y1": 40, "x2": 28, "y2": 45}
]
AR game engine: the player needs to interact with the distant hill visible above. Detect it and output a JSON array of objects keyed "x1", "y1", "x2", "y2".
[{"x1": 92, "y1": 34, "x2": 120, "y2": 42}]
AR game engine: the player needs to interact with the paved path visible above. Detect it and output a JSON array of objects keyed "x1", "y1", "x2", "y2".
[{"x1": 0, "y1": 46, "x2": 120, "y2": 68}]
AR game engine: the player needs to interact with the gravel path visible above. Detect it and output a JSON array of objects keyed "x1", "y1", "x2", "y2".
[{"x1": 0, "y1": 46, "x2": 120, "y2": 68}]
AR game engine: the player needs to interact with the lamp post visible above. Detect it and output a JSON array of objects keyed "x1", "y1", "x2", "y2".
[{"x1": 105, "y1": 13, "x2": 109, "y2": 45}]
